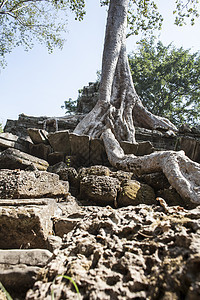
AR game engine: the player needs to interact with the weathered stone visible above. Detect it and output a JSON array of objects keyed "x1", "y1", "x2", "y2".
[
  {"x1": 118, "y1": 179, "x2": 156, "y2": 207},
  {"x1": 26, "y1": 205, "x2": 200, "y2": 300},
  {"x1": 0, "y1": 169, "x2": 69, "y2": 199},
  {"x1": 90, "y1": 138, "x2": 110, "y2": 166},
  {"x1": 29, "y1": 143, "x2": 52, "y2": 161},
  {"x1": 137, "y1": 141, "x2": 154, "y2": 155},
  {"x1": 0, "y1": 132, "x2": 31, "y2": 152},
  {"x1": 110, "y1": 170, "x2": 134, "y2": 182},
  {"x1": 180, "y1": 136, "x2": 200, "y2": 163},
  {"x1": 48, "y1": 130, "x2": 71, "y2": 153},
  {"x1": 47, "y1": 235, "x2": 62, "y2": 252},
  {"x1": 27, "y1": 128, "x2": 49, "y2": 144},
  {"x1": 157, "y1": 187, "x2": 191, "y2": 208},
  {"x1": 48, "y1": 162, "x2": 77, "y2": 182},
  {"x1": 0, "y1": 198, "x2": 60, "y2": 249},
  {"x1": 139, "y1": 172, "x2": 170, "y2": 191},
  {"x1": 120, "y1": 140, "x2": 154, "y2": 156},
  {"x1": 48, "y1": 151, "x2": 65, "y2": 165},
  {"x1": 47, "y1": 161, "x2": 68, "y2": 173},
  {"x1": 1, "y1": 265, "x2": 40, "y2": 299},
  {"x1": 54, "y1": 216, "x2": 84, "y2": 237},
  {"x1": 69, "y1": 133, "x2": 90, "y2": 166},
  {"x1": 48, "y1": 162, "x2": 78, "y2": 195},
  {"x1": 120, "y1": 141, "x2": 138, "y2": 155},
  {"x1": 77, "y1": 82, "x2": 100, "y2": 114},
  {"x1": 78, "y1": 165, "x2": 111, "y2": 178},
  {"x1": 0, "y1": 148, "x2": 49, "y2": 170},
  {"x1": 0, "y1": 249, "x2": 52, "y2": 266},
  {"x1": 79, "y1": 175, "x2": 120, "y2": 206}
]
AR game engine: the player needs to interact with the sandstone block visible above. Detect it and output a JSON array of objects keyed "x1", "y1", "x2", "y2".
[
  {"x1": 0, "y1": 132, "x2": 31, "y2": 152},
  {"x1": 69, "y1": 133, "x2": 90, "y2": 166},
  {"x1": 0, "y1": 249, "x2": 52, "y2": 266},
  {"x1": 78, "y1": 165, "x2": 110, "y2": 178},
  {"x1": 90, "y1": 138, "x2": 110, "y2": 166},
  {"x1": 79, "y1": 175, "x2": 120, "y2": 206},
  {"x1": 0, "y1": 198, "x2": 60, "y2": 249},
  {"x1": 0, "y1": 265, "x2": 40, "y2": 299},
  {"x1": 27, "y1": 128, "x2": 48, "y2": 144},
  {"x1": 48, "y1": 130, "x2": 70, "y2": 153},
  {"x1": 0, "y1": 169, "x2": 69, "y2": 199},
  {"x1": 118, "y1": 180, "x2": 156, "y2": 207},
  {"x1": 180, "y1": 137, "x2": 200, "y2": 163},
  {"x1": 48, "y1": 151, "x2": 65, "y2": 165},
  {"x1": 0, "y1": 148, "x2": 49, "y2": 170},
  {"x1": 29, "y1": 143, "x2": 52, "y2": 161},
  {"x1": 121, "y1": 140, "x2": 153, "y2": 155}
]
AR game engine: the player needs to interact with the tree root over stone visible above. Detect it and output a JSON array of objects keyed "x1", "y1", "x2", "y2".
[{"x1": 101, "y1": 128, "x2": 200, "y2": 206}]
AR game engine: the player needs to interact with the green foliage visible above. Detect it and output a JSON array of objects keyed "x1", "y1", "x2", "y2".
[
  {"x1": 129, "y1": 38, "x2": 200, "y2": 126},
  {"x1": 0, "y1": 123, "x2": 3, "y2": 132},
  {"x1": 0, "y1": 0, "x2": 86, "y2": 68},
  {"x1": 100, "y1": 0, "x2": 200, "y2": 37},
  {"x1": 61, "y1": 97, "x2": 77, "y2": 114},
  {"x1": 51, "y1": 274, "x2": 80, "y2": 300},
  {"x1": 0, "y1": 281, "x2": 13, "y2": 300}
]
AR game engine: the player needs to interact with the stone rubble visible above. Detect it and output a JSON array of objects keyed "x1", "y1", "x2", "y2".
[{"x1": 0, "y1": 113, "x2": 199, "y2": 299}]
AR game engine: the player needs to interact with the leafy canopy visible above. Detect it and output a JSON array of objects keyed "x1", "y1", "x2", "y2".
[
  {"x1": 129, "y1": 38, "x2": 200, "y2": 126},
  {"x1": 1, "y1": 0, "x2": 199, "y2": 68},
  {"x1": 0, "y1": 0, "x2": 85, "y2": 68},
  {"x1": 100, "y1": 0, "x2": 200, "y2": 36}
]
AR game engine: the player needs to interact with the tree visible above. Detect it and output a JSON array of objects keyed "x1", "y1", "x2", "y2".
[
  {"x1": 129, "y1": 38, "x2": 200, "y2": 126},
  {"x1": 74, "y1": 0, "x2": 200, "y2": 204},
  {"x1": 61, "y1": 97, "x2": 77, "y2": 115},
  {"x1": 0, "y1": 0, "x2": 85, "y2": 68}
]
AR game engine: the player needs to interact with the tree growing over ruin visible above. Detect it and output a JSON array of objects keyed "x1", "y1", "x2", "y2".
[{"x1": 74, "y1": 0, "x2": 200, "y2": 204}]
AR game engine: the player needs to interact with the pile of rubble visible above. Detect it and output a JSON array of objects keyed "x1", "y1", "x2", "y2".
[{"x1": 0, "y1": 115, "x2": 200, "y2": 299}]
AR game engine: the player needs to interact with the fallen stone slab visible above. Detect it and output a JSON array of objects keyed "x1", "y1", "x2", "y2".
[
  {"x1": 0, "y1": 248, "x2": 52, "y2": 299},
  {"x1": 48, "y1": 130, "x2": 71, "y2": 153},
  {"x1": 0, "y1": 249, "x2": 52, "y2": 266},
  {"x1": 27, "y1": 128, "x2": 49, "y2": 144},
  {"x1": 69, "y1": 133, "x2": 90, "y2": 166},
  {"x1": 0, "y1": 132, "x2": 31, "y2": 152},
  {"x1": 0, "y1": 148, "x2": 49, "y2": 170},
  {"x1": 29, "y1": 143, "x2": 52, "y2": 161},
  {"x1": 0, "y1": 169, "x2": 69, "y2": 199},
  {"x1": 0, "y1": 198, "x2": 61, "y2": 249}
]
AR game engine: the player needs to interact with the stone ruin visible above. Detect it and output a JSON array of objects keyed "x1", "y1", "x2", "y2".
[{"x1": 0, "y1": 105, "x2": 200, "y2": 299}]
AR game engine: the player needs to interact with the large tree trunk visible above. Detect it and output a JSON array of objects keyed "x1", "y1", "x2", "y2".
[
  {"x1": 74, "y1": 0, "x2": 177, "y2": 141},
  {"x1": 74, "y1": 0, "x2": 200, "y2": 204}
]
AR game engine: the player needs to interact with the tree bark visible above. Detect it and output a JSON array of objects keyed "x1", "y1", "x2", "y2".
[
  {"x1": 74, "y1": 0, "x2": 200, "y2": 204},
  {"x1": 74, "y1": 0, "x2": 177, "y2": 140},
  {"x1": 101, "y1": 129, "x2": 200, "y2": 204}
]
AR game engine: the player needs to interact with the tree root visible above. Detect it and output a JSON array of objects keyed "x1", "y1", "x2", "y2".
[{"x1": 101, "y1": 128, "x2": 200, "y2": 205}]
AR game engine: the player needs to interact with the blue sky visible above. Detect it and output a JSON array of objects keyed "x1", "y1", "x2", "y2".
[{"x1": 1, "y1": 0, "x2": 200, "y2": 126}]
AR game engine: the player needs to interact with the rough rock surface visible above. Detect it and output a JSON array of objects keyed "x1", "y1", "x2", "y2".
[
  {"x1": 0, "y1": 132, "x2": 32, "y2": 152},
  {"x1": 0, "y1": 169, "x2": 69, "y2": 199},
  {"x1": 26, "y1": 204, "x2": 200, "y2": 300},
  {"x1": 1, "y1": 112, "x2": 200, "y2": 300},
  {"x1": 79, "y1": 175, "x2": 121, "y2": 206},
  {"x1": 118, "y1": 179, "x2": 156, "y2": 207},
  {"x1": 0, "y1": 148, "x2": 49, "y2": 170},
  {"x1": 0, "y1": 198, "x2": 60, "y2": 249},
  {"x1": 0, "y1": 249, "x2": 52, "y2": 299}
]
